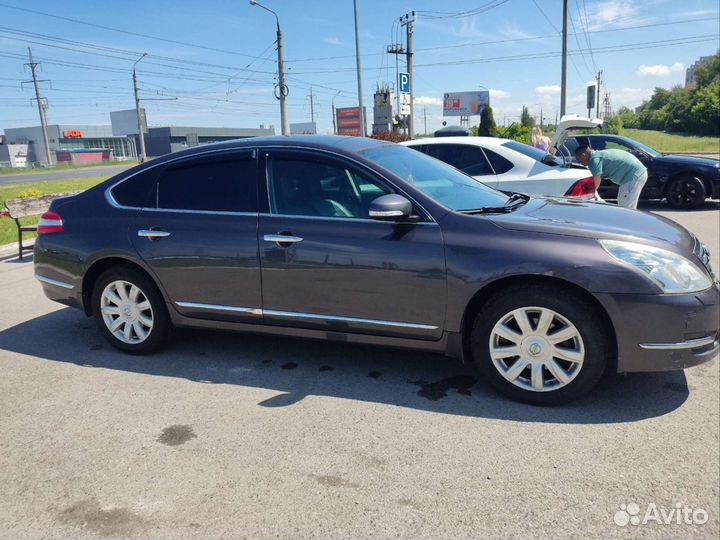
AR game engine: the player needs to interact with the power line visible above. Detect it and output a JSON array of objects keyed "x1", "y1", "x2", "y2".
[{"x1": 0, "y1": 2, "x2": 275, "y2": 61}]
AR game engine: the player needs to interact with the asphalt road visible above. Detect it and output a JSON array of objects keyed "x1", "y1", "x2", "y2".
[
  {"x1": 0, "y1": 164, "x2": 133, "y2": 185},
  {"x1": 0, "y1": 202, "x2": 718, "y2": 539}
]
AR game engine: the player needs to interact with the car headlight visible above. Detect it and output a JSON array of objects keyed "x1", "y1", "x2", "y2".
[{"x1": 600, "y1": 239, "x2": 713, "y2": 293}]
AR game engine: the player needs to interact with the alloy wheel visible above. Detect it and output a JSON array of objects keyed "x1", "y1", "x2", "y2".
[
  {"x1": 489, "y1": 306, "x2": 585, "y2": 392},
  {"x1": 100, "y1": 280, "x2": 154, "y2": 344}
]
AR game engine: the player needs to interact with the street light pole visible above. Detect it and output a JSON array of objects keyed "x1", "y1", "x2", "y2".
[
  {"x1": 133, "y1": 53, "x2": 148, "y2": 163},
  {"x1": 250, "y1": 0, "x2": 288, "y2": 135},
  {"x1": 352, "y1": 0, "x2": 365, "y2": 137}
]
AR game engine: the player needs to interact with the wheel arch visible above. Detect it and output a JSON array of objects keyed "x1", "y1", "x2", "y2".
[
  {"x1": 82, "y1": 256, "x2": 164, "y2": 316},
  {"x1": 460, "y1": 275, "x2": 618, "y2": 369},
  {"x1": 664, "y1": 171, "x2": 710, "y2": 199}
]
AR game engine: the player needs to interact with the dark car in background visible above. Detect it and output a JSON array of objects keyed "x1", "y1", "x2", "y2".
[
  {"x1": 563, "y1": 134, "x2": 720, "y2": 209},
  {"x1": 33, "y1": 136, "x2": 720, "y2": 405}
]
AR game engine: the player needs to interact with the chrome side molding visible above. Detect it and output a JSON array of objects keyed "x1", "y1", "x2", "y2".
[
  {"x1": 639, "y1": 335, "x2": 717, "y2": 350},
  {"x1": 33, "y1": 274, "x2": 75, "y2": 289},
  {"x1": 174, "y1": 302, "x2": 437, "y2": 330}
]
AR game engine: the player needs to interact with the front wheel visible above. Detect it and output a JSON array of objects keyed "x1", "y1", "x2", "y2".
[
  {"x1": 91, "y1": 266, "x2": 170, "y2": 354},
  {"x1": 471, "y1": 286, "x2": 609, "y2": 405},
  {"x1": 666, "y1": 176, "x2": 706, "y2": 209}
]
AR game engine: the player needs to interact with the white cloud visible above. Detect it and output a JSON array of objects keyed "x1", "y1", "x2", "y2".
[
  {"x1": 322, "y1": 37, "x2": 342, "y2": 46},
  {"x1": 581, "y1": 0, "x2": 653, "y2": 31},
  {"x1": 451, "y1": 17, "x2": 486, "y2": 39},
  {"x1": 612, "y1": 87, "x2": 654, "y2": 108},
  {"x1": 498, "y1": 23, "x2": 534, "y2": 40},
  {"x1": 489, "y1": 89, "x2": 511, "y2": 100},
  {"x1": 637, "y1": 62, "x2": 684, "y2": 77},
  {"x1": 535, "y1": 85, "x2": 561, "y2": 95},
  {"x1": 414, "y1": 96, "x2": 443, "y2": 106}
]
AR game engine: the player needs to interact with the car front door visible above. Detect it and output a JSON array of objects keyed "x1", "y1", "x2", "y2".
[
  {"x1": 256, "y1": 149, "x2": 446, "y2": 340},
  {"x1": 131, "y1": 149, "x2": 262, "y2": 323}
]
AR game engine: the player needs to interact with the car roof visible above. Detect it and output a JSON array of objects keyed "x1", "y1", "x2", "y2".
[
  {"x1": 403, "y1": 136, "x2": 513, "y2": 146},
  {"x1": 148, "y1": 135, "x2": 392, "y2": 163}
]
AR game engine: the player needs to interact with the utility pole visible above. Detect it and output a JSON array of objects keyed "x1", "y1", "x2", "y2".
[
  {"x1": 307, "y1": 87, "x2": 315, "y2": 123},
  {"x1": 423, "y1": 105, "x2": 427, "y2": 135},
  {"x1": 133, "y1": 53, "x2": 148, "y2": 163},
  {"x1": 352, "y1": 0, "x2": 365, "y2": 136},
  {"x1": 596, "y1": 70, "x2": 603, "y2": 118},
  {"x1": 250, "y1": 0, "x2": 288, "y2": 135},
  {"x1": 386, "y1": 43, "x2": 404, "y2": 123},
  {"x1": 560, "y1": 0, "x2": 568, "y2": 117},
  {"x1": 401, "y1": 12, "x2": 416, "y2": 138},
  {"x1": 332, "y1": 91, "x2": 340, "y2": 135},
  {"x1": 24, "y1": 48, "x2": 51, "y2": 166}
]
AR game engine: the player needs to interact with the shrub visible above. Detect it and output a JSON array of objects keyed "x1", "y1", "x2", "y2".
[{"x1": 18, "y1": 188, "x2": 42, "y2": 198}]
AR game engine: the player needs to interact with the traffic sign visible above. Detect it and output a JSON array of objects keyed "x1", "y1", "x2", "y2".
[{"x1": 399, "y1": 72, "x2": 410, "y2": 93}]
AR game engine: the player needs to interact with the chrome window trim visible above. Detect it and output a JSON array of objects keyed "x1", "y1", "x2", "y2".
[
  {"x1": 34, "y1": 274, "x2": 74, "y2": 289},
  {"x1": 176, "y1": 301, "x2": 262, "y2": 316},
  {"x1": 263, "y1": 309, "x2": 438, "y2": 330},
  {"x1": 261, "y1": 146, "x2": 437, "y2": 223},
  {"x1": 104, "y1": 147, "x2": 258, "y2": 212},
  {"x1": 257, "y1": 212, "x2": 438, "y2": 225},
  {"x1": 639, "y1": 336, "x2": 717, "y2": 350},
  {"x1": 174, "y1": 302, "x2": 438, "y2": 330},
  {"x1": 139, "y1": 207, "x2": 259, "y2": 217}
]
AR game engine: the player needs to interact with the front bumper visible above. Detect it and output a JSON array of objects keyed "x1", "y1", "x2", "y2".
[{"x1": 596, "y1": 284, "x2": 720, "y2": 372}]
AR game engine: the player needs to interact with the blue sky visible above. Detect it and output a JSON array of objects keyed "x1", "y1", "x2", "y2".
[{"x1": 0, "y1": 0, "x2": 718, "y2": 135}]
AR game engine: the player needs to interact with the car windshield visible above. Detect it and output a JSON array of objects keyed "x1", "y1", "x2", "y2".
[
  {"x1": 360, "y1": 144, "x2": 510, "y2": 211},
  {"x1": 625, "y1": 138, "x2": 661, "y2": 157},
  {"x1": 502, "y1": 141, "x2": 564, "y2": 167}
]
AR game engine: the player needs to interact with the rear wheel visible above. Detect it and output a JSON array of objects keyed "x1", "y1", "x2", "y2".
[
  {"x1": 666, "y1": 176, "x2": 706, "y2": 209},
  {"x1": 91, "y1": 266, "x2": 170, "y2": 354},
  {"x1": 471, "y1": 286, "x2": 608, "y2": 405}
]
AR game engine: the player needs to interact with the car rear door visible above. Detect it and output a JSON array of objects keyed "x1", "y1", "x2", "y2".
[
  {"x1": 256, "y1": 148, "x2": 446, "y2": 340},
  {"x1": 422, "y1": 143, "x2": 498, "y2": 188},
  {"x1": 130, "y1": 149, "x2": 262, "y2": 323}
]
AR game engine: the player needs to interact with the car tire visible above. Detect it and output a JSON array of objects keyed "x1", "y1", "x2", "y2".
[
  {"x1": 91, "y1": 266, "x2": 170, "y2": 354},
  {"x1": 666, "y1": 176, "x2": 706, "y2": 209},
  {"x1": 470, "y1": 285, "x2": 608, "y2": 405}
]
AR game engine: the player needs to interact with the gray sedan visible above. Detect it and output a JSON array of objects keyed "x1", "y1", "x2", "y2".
[{"x1": 33, "y1": 136, "x2": 720, "y2": 404}]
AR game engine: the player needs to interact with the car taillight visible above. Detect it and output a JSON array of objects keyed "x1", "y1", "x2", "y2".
[
  {"x1": 37, "y1": 211, "x2": 64, "y2": 235},
  {"x1": 564, "y1": 177, "x2": 596, "y2": 197}
]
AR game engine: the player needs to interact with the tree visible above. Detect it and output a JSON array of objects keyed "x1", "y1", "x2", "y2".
[
  {"x1": 478, "y1": 105, "x2": 498, "y2": 136},
  {"x1": 520, "y1": 106, "x2": 535, "y2": 128}
]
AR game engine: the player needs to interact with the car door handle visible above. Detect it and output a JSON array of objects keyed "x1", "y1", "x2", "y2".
[
  {"x1": 138, "y1": 229, "x2": 171, "y2": 239},
  {"x1": 263, "y1": 234, "x2": 303, "y2": 244}
]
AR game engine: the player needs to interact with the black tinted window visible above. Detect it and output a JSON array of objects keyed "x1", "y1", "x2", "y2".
[
  {"x1": 423, "y1": 144, "x2": 494, "y2": 176},
  {"x1": 111, "y1": 168, "x2": 158, "y2": 207},
  {"x1": 483, "y1": 148, "x2": 514, "y2": 174},
  {"x1": 268, "y1": 157, "x2": 391, "y2": 218},
  {"x1": 155, "y1": 154, "x2": 256, "y2": 212}
]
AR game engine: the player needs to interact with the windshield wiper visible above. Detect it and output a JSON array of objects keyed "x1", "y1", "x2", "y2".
[{"x1": 460, "y1": 193, "x2": 529, "y2": 215}]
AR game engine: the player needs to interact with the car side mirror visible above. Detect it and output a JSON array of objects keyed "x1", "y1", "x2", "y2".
[{"x1": 368, "y1": 194, "x2": 412, "y2": 221}]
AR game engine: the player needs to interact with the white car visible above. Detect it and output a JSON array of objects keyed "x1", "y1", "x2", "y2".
[{"x1": 401, "y1": 115, "x2": 603, "y2": 198}]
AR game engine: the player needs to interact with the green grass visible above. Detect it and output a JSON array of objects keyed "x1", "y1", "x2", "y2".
[
  {"x1": 0, "y1": 176, "x2": 109, "y2": 247},
  {"x1": 0, "y1": 160, "x2": 138, "y2": 175},
  {"x1": 622, "y1": 129, "x2": 720, "y2": 154}
]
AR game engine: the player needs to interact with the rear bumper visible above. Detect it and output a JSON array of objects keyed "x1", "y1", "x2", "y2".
[{"x1": 596, "y1": 284, "x2": 720, "y2": 372}]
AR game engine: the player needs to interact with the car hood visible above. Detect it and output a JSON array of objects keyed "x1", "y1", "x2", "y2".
[
  {"x1": 489, "y1": 197, "x2": 695, "y2": 254},
  {"x1": 656, "y1": 154, "x2": 720, "y2": 167}
]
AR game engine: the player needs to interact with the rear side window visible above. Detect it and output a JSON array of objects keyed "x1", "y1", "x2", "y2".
[
  {"x1": 155, "y1": 153, "x2": 257, "y2": 212},
  {"x1": 482, "y1": 148, "x2": 514, "y2": 174},
  {"x1": 423, "y1": 144, "x2": 494, "y2": 176},
  {"x1": 110, "y1": 168, "x2": 159, "y2": 208}
]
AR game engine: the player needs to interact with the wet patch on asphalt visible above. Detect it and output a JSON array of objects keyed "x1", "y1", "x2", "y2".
[
  {"x1": 319, "y1": 365, "x2": 334, "y2": 372},
  {"x1": 157, "y1": 425, "x2": 197, "y2": 446},
  {"x1": 410, "y1": 375, "x2": 478, "y2": 400},
  {"x1": 367, "y1": 371, "x2": 382, "y2": 379},
  {"x1": 90, "y1": 344, "x2": 104, "y2": 351},
  {"x1": 308, "y1": 474, "x2": 360, "y2": 488},
  {"x1": 281, "y1": 362, "x2": 298, "y2": 370},
  {"x1": 664, "y1": 382, "x2": 694, "y2": 393},
  {"x1": 59, "y1": 498, "x2": 144, "y2": 537}
]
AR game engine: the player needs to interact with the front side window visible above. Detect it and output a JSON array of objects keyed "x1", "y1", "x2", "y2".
[
  {"x1": 422, "y1": 144, "x2": 494, "y2": 176},
  {"x1": 361, "y1": 144, "x2": 508, "y2": 212},
  {"x1": 155, "y1": 153, "x2": 257, "y2": 212},
  {"x1": 268, "y1": 156, "x2": 392, "y2": 218}
]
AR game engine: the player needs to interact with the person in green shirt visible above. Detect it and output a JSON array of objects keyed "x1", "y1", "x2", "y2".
[{"x1": 575, "y1": 145, "x2": 648, "y2": 209}]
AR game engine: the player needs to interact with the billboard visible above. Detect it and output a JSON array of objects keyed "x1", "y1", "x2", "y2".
[
  {"x1": 110, "y1": 108, "x2": 147, "y2": 136},
  {"x1": 335, "y1": 106, "x2": 366, "y2": 136},
  {"x1": 443, "y1": 91, "x2": 490, "y2": 117},
  {"x1": 290, "y1": 122, "x2": 317, "y2": 135}
]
